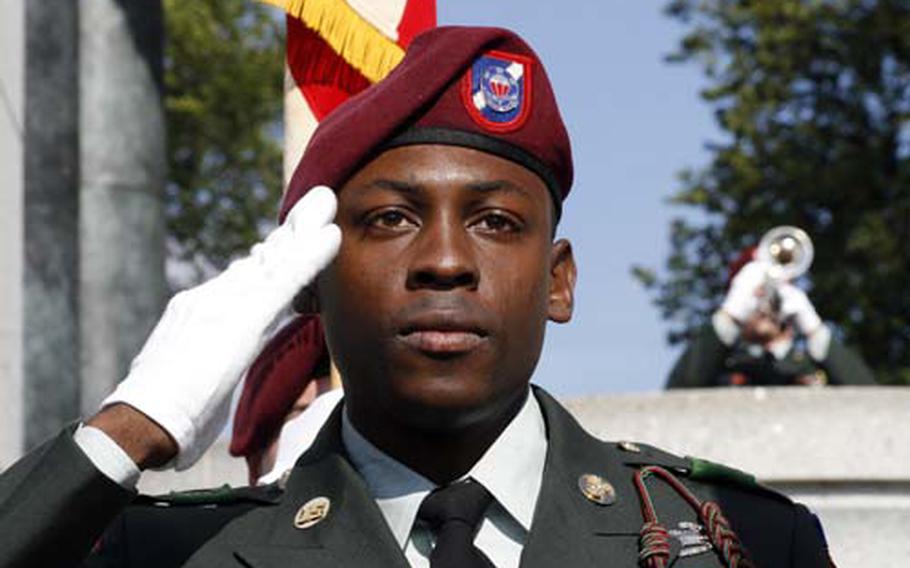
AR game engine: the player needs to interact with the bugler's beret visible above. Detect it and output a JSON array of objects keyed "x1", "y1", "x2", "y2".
[{"x1": 280, "y1": 26, "x2": 573, "y2": 222}]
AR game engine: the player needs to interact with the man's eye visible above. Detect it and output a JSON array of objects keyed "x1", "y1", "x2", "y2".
[
  {"x1": 473, "y1": 212, "x2": 521, "y2": 233},
  {"x1": 367, "y1": 209, "x2": 416, "y2": 230}
]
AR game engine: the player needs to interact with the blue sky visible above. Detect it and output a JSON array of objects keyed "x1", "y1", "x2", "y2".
[{"x1": 439, "y1": 1, "x2": 720, "y2": 394}]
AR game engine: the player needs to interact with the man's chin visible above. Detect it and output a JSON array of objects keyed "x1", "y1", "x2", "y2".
[{"x1": 385, "y1": 380, "x2": 525, "y2": 432}]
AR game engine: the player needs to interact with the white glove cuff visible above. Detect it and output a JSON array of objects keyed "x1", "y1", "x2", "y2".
[
  {"x1": 799, "y1": 309, "x2": 823, "y2": 337},
  {"x1": 806, "y1": 324, "x2": 832, "y2": 362},
  {"x1": 712, "y1": 310, "x2": 741, "y2": 347}
]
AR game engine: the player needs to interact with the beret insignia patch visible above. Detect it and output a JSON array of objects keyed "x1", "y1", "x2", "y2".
[{"x1": 462, "y1": 50, "x2": 533, "y2": 133}]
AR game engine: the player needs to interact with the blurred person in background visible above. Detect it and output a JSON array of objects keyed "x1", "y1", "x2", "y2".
[{"x1": 667, "y1": 247, "x2": 876, "y2": 388}]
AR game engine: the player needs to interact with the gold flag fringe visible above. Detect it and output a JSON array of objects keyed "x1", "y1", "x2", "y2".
[{"x1": 260, "y1": 0, "x2": 405, "y2": 83}]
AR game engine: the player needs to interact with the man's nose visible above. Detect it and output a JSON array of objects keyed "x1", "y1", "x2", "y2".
[{"x1": 406, "y1": 217, "x2": 479, "y2": 291}]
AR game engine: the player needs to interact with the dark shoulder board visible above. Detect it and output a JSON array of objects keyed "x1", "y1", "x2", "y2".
[
  {"x1": 684, "y1": 455, "x2": 798, "y2": 508},
  {"x1": 613, "y1": 440, "x2": 691, "y2": 472},
  {"x1": 615, "y1": 439, "x2": 790, "y2": 503},
  {"x1": 133, "y1": 482, "x2": 283, "y2": 507},
  {"x1": 686, "y1": 456, "x2": 786, "y2": 498}
]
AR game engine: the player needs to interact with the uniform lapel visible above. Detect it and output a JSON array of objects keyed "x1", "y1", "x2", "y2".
[
  {"x1": 524, "y1": 388, "x2": 727, "y2": 568},
  {"x1": 520, "y1": 388, "x2": 647, "y2": 568},
  {"x1": 197, "y1": 404, "x2": 409, "y2": 568},
  {"x1": 195, "y1": 387, "x2": 717, "y2": 567}
]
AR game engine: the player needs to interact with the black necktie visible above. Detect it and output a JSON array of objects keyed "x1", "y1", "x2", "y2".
[{"x1": 417, "y1": 479, "x2": 496, "y2": 568}]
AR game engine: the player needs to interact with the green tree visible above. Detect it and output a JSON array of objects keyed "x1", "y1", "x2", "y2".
[
  {"x1": 636, "y1": 0, "x2": 910, "y2": 384},
  {"x1": 164, "y1": 0, "x2": 284, "y2": 280}
]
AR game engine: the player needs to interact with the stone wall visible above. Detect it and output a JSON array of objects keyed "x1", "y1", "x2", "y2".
[
  {"x1": 0, "y1": 0, "x2": 25, "y2": 469},
  {"x1": 140, "y1": 387, "x2": 910, "y2": 567}
]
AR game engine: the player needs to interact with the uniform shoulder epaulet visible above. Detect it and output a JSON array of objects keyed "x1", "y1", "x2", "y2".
[
  {"x1": 685, "y1": 456, "x2": 756, "y2": 488},
  {"x1": 613, "y1": 440, "x2": 787, "y2": 501},
  {"x1": 135, "y1": 482, "x2": 283, "y2": 507},
  {"x1": 684, "y1": 456, "x2": 793, "y2": 504},
  {"x1": 613, "y1": 440, "x2": 691, "y2": 472}
]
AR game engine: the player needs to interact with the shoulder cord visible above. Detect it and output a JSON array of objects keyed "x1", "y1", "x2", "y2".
[{"x1": 632, "y1": 465, "x2": 755, "y2": 568}]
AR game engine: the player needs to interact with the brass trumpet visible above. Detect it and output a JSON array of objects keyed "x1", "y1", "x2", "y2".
[
  {"x1": 757, "y1": 225, "x2": 814, "y2": 282},
  {"x1": 755, "y1": 226, "x2": 814, "y2": 318}
]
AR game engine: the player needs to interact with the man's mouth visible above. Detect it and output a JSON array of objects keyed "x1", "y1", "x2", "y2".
[
  {"x1": 397, "y1": 318, "x2": 489, "y2": 356},
  {"x1": 398, "y1": 330, "x2": 487, "y2": 354}
]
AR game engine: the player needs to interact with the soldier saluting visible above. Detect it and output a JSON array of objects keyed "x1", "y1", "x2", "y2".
[{"x1": 1, "y1": 26, "x2": 834, "y2": 567}]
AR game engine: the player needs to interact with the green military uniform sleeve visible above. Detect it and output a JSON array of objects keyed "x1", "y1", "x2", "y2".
[
  {"x1": 790, "y1": 504, "x2": 835, "y2": 566},
  {"x1": 821, "y1": 339, "x2": 877, "y2": 385},
  {"x1": 666, "y1": 324, "x2": 729, "y2": 389},
  {"x1": 0, "y1": 426, "x2": 135, "y2": 568}
]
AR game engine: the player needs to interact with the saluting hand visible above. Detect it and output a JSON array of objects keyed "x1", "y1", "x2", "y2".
[{"x1": 94, "y1": 186, "x2": 341, "y2": 470}]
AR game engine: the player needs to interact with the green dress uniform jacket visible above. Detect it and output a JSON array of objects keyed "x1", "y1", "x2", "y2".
[
  {"x1": 0, "y1": 388, "x2": 832, "y2": 567},
  {"x1": 666, "y1": 324, "x2": 877, "y2": 388}
]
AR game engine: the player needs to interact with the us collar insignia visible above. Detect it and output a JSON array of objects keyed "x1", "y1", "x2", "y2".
[
  {"x1": 462, "y1": 50, "x2": 533, "y2": 133},
  {"x1": 294, "y1": 496, "x2": 331, "y2": 529},
  {"x1": 668, "y1": 521, "x2": 713, "y2": 558}
]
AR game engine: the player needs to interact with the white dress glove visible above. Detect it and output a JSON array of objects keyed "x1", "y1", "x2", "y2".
[
  {"x1": 720, "y1": 260, "x2": 768, "y2": 322},
  {"x1": 102, "y1": 186, "x2": 342, "y2": 470},
  {"x1": 777, "y1": 283, "x2": 823, "y2": 336}
]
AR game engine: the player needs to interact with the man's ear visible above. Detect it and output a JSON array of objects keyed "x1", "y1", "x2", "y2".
[{"x1": 547, "y1": 239, "x2": 576, "y2": 323}]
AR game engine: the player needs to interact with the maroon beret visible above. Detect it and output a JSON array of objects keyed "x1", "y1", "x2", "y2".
[
  {"x1": 280, "y1": 26, "x2": 573, "y2": 222},
  {"x1": 230, "y1": 315, "x2": 327, "y2": 458}
]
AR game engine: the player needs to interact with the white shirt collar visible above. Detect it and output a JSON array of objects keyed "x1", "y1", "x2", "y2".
[
  {"x1": 468, "y1": 391, "x2": 547, "y2": 531},
  {"x1": 341, "y1": 411, "x2": 436, "y2": 548},
  {"x1": 342, "y1": 389, "x2": 548, "y2": 549}
]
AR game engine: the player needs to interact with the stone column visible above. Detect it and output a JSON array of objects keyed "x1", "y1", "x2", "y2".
[
  {"x1": 23, "y1": 0, "x2": 81, "y2": 449},
  {"x1": 0, "y1": 0, "x2": 25, "y2": 466},
  {"x1": 79, "y1": 0, "x2": 166, "y2": 414}
]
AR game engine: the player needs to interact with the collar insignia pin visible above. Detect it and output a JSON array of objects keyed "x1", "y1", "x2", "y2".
[
  {"x1": 578, "y1": 473, "x2": 616, "y2": 506},
  {"x1": 669, "y1": 521, "x2": 714, "y2": 558},
  {"x1": 294, "y1": 496, "x2": 331, "y2": 529}
]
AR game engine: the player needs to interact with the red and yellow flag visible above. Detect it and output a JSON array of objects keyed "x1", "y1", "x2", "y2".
[{"x1": 261, "y1": 0, "x2": 436, "y2": 183}]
